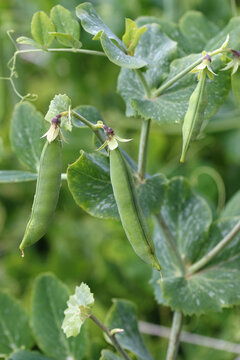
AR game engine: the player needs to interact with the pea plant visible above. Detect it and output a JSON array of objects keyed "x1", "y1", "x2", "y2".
[{"x1": 1, "y1": 3, "x2": 240, "y2": 360}]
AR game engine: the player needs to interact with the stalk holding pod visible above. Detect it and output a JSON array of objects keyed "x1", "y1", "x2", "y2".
[
  {"x1": 180, "y1": 53, "x2": 216, "y2": 162},
  {"x1": 106, "y1": 129, "x2": 161, "y2": 270},
  {"x1": 19, "y1": 116, "x2": 62, "y2": 255}
]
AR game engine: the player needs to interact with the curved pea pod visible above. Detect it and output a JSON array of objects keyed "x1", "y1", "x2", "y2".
[
  {"x1": 110, "y1": 147, "x2": 161, "y2": 271},
  {"x1": 180, "y1": 71, "x2": 208, "y2": 163},
  {"x1": 19, "y1": 139, "x2": 62, "y2": 253},
  {"x1": 232, "y1": 68, "x2": 240, "y2": 109}
]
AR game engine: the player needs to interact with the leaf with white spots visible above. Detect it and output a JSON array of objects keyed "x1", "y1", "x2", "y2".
[
  {"x1": 0, "y1": 291, "x2": 33, "y2": 356},
  {"x1": 152, "y1": 177, "x2": 240, "y2": 315},
  {"x1": 67, "y1": 151, "x2": 167, "y2": 220}
]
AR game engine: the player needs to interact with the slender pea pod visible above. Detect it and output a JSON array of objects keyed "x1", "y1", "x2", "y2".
[
  {"x1": 180, "y1": 70, "x2": 208, "y2": 163},
  {"x1": 232, "y1": 68, "x2": 240, "y2": 109},
  {"x1": 110, "y1": 147, "x2": 161, "y2": 271},
  {"x1": 19, "y1": 139, "x2": 62, "y2": 253}
]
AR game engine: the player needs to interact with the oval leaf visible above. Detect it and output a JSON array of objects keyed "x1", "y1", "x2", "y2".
[
  {"x1": 0, "y1": 291, "x2": 33, "y2": 356},
  {"x1": 31, "y1": 273, "x2": 88, "y2": 360},
  {"x1": 31, "y1": 11, "x2": 55, "y2": 48},
  {"x1": 10, "y1": 102, "x2": 47, "y2": 172}
]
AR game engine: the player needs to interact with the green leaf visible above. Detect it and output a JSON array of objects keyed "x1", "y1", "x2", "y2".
[
  {"x1": 179, "y1": 11, "x2": 219, "y2": 54},
  {"x1": 67, "y1": 151, "x2": 167, "y2": 220},
  {"x1": 98, "y1": 30, "x2": 147, "y2": 69},
  {"x1": 122, "y1": 18, "x2": 146, "y2": 55},
  {"x1": 10, "y1": 102, "x2": 47, "y2": 172},
  {"x1": 100, "y1": 350, "x2": 121, "y2": 360},
  {"x1": 131, "y1": 54, "x2": 230, "y2": 124},
  {"x1": 45, "y1": 94, "x2": 72, "y2": 131},
  {"x1": 221, "y1": 191, "x2": 240, "y2": 218},
  {"x1": 49, "y1": 32, "x2": 82, "y2": 49},
  {"x1": 0, "y1": 171, "x2": 37, "y2": 183},
  {"x1": 117, "y1": 23, "x2": 177, "y2": 116},
  {"x1": 31, "y1": 273, "x2": 88, "y2": 360},
  {"x1": 16, "y1": 36, "x2": 41, "y2": 48},
  {"x1": 152, "y1": 177, "x2": 240, "y2": 315},
  {"x1": 9, "y1": 350, "x2": 51, "y2": 360},
  {"x1": 0, "y1": 291, "x2": 33, "y2": 356},
  {"x1": 50, "y1": 5, "x2": 81, "y2": 48},
  {"x1": 31, "y1": 11, "x2": 55, "y2": 48},
  {"x1": 105, "y1": 299, "x2": 153, "y2": 360},
  {"x1": 73, "y1": 105, "x2": 104, "y2": 128},
  {"x1": 76, "y1": 2, "x2": 124, "y2": 50}
]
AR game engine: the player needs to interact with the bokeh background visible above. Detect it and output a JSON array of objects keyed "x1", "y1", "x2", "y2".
[{"x1": 1, "y1": 0, "x2": 240, "y2": 359}]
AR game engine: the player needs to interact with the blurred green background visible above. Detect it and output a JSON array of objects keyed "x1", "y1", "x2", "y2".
[{"x1": 1, "y1": 0, "x2": 240, "y2": 359}]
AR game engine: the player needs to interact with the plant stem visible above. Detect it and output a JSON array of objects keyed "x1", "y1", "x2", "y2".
[
  {"x1": 134, "y1": 69, "x2": 151, "y2": 98},
  {"x1": 90, "y1": 314, "x2": 131, "y2": 360},
  {"x1": 71, "y1": 110, "x2": 105, "y2": 145},
  {"x1": 15, "y1": 47, "x2": 106, "y2": 57},
  {"x1": 155, "y1": 213, "x2": 186, "y2": 275},
  {"x1": 166, "y1": 311, "x2": 183, "y2": 360},
  {"x1": 188, "y1": 219, "x2": 240, "y2": 275},
  {"x1": 153, "y1": 48, "x2": 228, "y2": 97},
  {"x1": 138, "y1": 119, "x2": 151, "y2": 180}
]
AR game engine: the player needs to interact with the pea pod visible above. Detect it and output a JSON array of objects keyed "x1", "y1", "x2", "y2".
[
  {"x1": 110, "y1": 147, "x2": 161, "y2": 271},
  {"x1": 180, "y1": 70, "x2": 207, "y2": 163},
  {"x1": 232, "y1": 68, "x2": 240, "y2": 109},
  {"x1": 19, "y1": 139, "x2": 62, "y2": 253}
]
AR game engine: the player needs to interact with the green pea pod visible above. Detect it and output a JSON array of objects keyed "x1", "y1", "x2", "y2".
[
  {"x1": 232, "y1": 67, "x2": 240, "y2": 109},
  {"x1": 110, "y1": 147, "x2": 161, "y2": 271},
  {"x1": 19, "y1": 140, "x2": 62, "y2": 253},
  {"x1": 180, "y1": 70, "x2": 208, "y2": 163}
]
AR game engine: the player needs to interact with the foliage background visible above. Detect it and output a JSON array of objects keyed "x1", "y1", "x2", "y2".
[{"x1": 1, "y1": 0, "x2": 240, "y2": 359}]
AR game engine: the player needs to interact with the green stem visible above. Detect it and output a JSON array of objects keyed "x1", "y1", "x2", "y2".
[
  {"x1": 71, "y1": 110, "x2": 105, "y2": 145},
  {"x1": 15, "y1": 47, "x2": 106, "y2": 57},
  {"x1": 166, "y1": 311, "x2": 183, "y2": 360},
  {"x1": 231, "y1": 0, "x2": 238, "y2": 16},
  {"x1": 90, "y1": 314, "x2": 131, "y2": 360},
  {"x1": 134, "y1": 69, "x2": 151, "y2": 98},
  {"x1": 188, "y1": 219, "x2": 240, "y2": 275},
  {"x1": 138, "y1": 119, "x2": 151, "y2": 180},
  {"x1": 153, "y1": 48, "x2": 229, "y2": 97},
  {"x1": 155, "y1": 214, "x2": 186, "y2": 275}
]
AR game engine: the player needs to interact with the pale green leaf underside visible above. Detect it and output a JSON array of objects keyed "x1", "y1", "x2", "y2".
[
  {"x1": 31, "y1": 273, "x2": 88, "y2": 360},
  {"x1": 152, "y1": 177, "x2": 240, "y2": 315},
  {"x1": 73, "y1": 105, "x2": 104, "y2": 128},
  {"x1": 0, "y1": 171, "x2": 37, "y2": 183},
  {"x1": 10, "y1": 102, "x2": 47, "y2": 172},
  {"x1": 45, "y1": 94, "x2": 71, "y2": 131},
  {"x1": 16, "y1": 36, "x2": 41, "y2": 48},
  {"x1": 31, "y1": 11, "x2": 55, "y2": 48},
  {"x1": 105, "y1": 299, "x2": 153, "y2": 360},
  {"x1": 67, "y1": 151, "x2": 167, "y2": 220},
  {"x1": 0, "y1": 291, "x2": 33, "y2": 356},
  {"x1": 100, "y1": 350, "x2": 121, "y2": 360}
]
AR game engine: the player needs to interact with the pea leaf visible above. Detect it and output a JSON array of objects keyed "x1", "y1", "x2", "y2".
[
  {"x1": 221, "y1": 191, "x2": 240, "y2": 218},
  {"x1": 105, "y1": 299, "x2": 153, "y2": 360},
  {"x1": 73, "y1": 105, "x2": 104, "y2": 128},
  {"x1": 67, "y1": 151, "x2": 167, "y2": 220},
  {"x1": 97, "y1": 30, "x2": 147, "y2": 69},
  {"x1": 0, "y1": 171, "x2": 37, "y2": 183},
  {"x1": 117, "y1": 23, "x2": 177, "y2": 117},
  {"x1": 10, "y1": 102, "x2": 47, "y2": 172},
  {"x1": 152, "y1": 177, "x2": 240, "y2": 315},
  {"x1": 9, "y1": 350, "x2": 51, "y2": 360},
  {"x1": 0, "y1": 291, "x2": 33, "y2": 356},
  {"x1": 100, "y1": 350, "x2": 121, "y2": 360},
  {"x1": 45, "y1": 94, "x2": 72, "y2": 131},
  {"x1": 76, "y1": 3, "x2": 146, "y2": 69},
  {"x1": 31, "y1": 11, "x2": 55, "y2": 48},
  {"x1": 122, "y1": 18, "x2": 146, "y2": 55},
  {"x1": 16, "y1": 36, "x2": 41, "y2": 48},
  {"x1": 31, "y1": 273, "x2": 88, "y2": 360},
  {"x1": 50, "y1": 5, "x2": 81, "y2": 48},
  {"x1": 76, "y1": 2, "x2": 124, "y2": 50}
]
